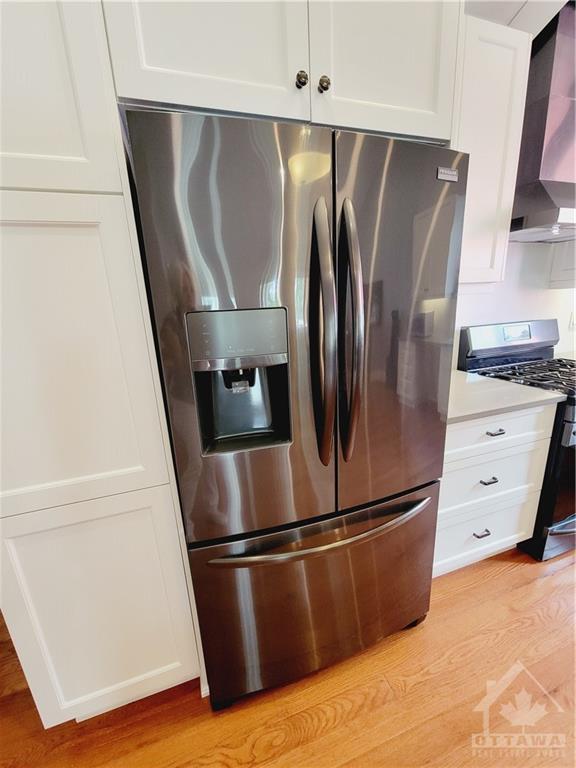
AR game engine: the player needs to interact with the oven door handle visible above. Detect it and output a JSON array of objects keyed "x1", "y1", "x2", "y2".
[
  {"x1": 547, "y1": 514, "x2": 576, "y2": 537},
  {"x1": 208, "y1": 497, "x2": 431, "y2": 567}
]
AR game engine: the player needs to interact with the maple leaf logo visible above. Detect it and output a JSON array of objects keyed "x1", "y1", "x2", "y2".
[{"x1": 500, "y1": 688, "x2": 548, "y2": 729}]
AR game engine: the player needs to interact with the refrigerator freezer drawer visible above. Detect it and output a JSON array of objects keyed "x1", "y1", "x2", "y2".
[{"x1": 188, "y1": 483, "x2": 439, "y2": 708}]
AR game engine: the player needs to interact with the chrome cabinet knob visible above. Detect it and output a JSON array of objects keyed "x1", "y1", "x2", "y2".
[
  {"x1": 318, "y1": 75, "x2": 331, "y2": 93},
  {"x1": 295, "y1": 70, "x2": 309, "y2": 89}
]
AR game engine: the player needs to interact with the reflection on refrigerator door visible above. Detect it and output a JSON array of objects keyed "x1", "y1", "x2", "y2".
[
  {"x1": 335, "y1": 130, "x2": 468, "y2": 510},
  {"x1": 126, "y1": 110, "x2": 336, "y2": 544}
]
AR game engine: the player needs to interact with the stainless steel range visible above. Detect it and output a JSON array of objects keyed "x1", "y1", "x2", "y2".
[
  {"x1": 458, "y1": 320, "x2": 575, "y2": 561},
  {"x1": 477, "y1": 358, "x2": 576, "y2": 399}
]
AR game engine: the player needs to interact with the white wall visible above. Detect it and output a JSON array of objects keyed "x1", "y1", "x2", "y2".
[{"x1": 454, "y1": 240, "x2": 576, "y2": 366}]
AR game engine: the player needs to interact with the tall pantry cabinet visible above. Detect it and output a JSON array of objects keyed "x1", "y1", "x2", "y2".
[{"x1": 0, "y1": 1, "x2": 200, "y2": 727}]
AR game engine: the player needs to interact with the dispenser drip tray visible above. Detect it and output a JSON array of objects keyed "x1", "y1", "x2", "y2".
[{"x1": 194, "y1": 364, "x2": 290, "y2": 454}]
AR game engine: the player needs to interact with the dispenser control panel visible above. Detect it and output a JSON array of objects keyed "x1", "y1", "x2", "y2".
[{"x1": 186, "y1": 308, "x2": 288, "y2": 363}]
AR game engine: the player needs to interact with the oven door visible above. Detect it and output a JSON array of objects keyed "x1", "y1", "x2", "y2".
[
  {"x1": 545, "y1": 422, "x2": 575, "y2": 557},
  {"x1": 188, "y1": 483, "x2": 438, "y2": 708},
  {"x1": 519, "y1": 402, "x2": 576, "y2": 561}
]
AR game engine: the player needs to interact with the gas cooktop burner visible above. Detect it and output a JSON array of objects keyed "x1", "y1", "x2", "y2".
[{"x1": 477, "y1": 358, "x2": 576, "y2": 397}]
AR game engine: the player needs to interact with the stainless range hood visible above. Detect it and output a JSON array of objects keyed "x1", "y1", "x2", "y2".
[{"x1": 510, "y1": 2, "x2": 575, "y2": 243}]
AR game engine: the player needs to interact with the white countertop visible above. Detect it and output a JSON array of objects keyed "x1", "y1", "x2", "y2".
[{"x1": 447, "y1": 370, "x2": 566, "y2": 423}]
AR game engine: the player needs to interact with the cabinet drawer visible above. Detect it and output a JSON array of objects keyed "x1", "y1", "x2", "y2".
[
  {"x1": 445, "y1": 405, "x2": 555, "y2": 463},
  {"x1": 434, "y1": 493, "x2": 539, "y2": 576},
  {"x1": 439, "y1": 440, "x2": 549, "y2": 515}
]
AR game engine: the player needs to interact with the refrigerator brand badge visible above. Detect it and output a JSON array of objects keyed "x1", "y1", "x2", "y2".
[{"x1": 437, "y1": 167, "x2": 458, "y2": 182}]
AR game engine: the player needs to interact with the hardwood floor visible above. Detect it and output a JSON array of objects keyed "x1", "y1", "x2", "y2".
[{"x1": 1, "y1": 549, "x2": 574, "y2": 768}]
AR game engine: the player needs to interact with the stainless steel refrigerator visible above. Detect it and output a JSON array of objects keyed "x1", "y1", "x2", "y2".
[{"x1": 125, "y1": 109, "x2": 468, "y2": 708}]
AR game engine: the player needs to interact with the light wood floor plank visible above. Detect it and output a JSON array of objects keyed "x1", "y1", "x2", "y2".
[{"x1": 0, "y1": 549, "x2": 573, "y2": 768}]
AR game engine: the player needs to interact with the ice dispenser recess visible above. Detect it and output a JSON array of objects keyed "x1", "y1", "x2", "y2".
[{"x1": 186, "y1": 308, "x2": 291, "y2": 454}]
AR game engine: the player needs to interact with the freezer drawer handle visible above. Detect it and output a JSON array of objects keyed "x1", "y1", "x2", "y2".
[
  {"x1": 486, "y1": 428, "x2": 506, "y2": 437},
  {"x1": 479, "y1": 476, "x2": 499, "y2": 486},
  {"x1": 341, "y1": 198, "x2": 365, "y2": 463},
  {"x1": 208, "y1": 496, "x2": 432, "y2": 568},
  {"x1": 313, "y1": 197, "x2": 337, "y2": 467}
]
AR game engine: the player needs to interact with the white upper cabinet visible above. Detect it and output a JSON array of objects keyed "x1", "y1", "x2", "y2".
[
  {"x1": 102, "y1": 1, "x2": 462, "y2": 139},
  {"x1": 0, "y1": 191, "x2": 169, "y2": 516},
  {"x1": 549, "y1": 241, "x2": 576, "y2": 289},
  {"x1": 308, "y1": 1, "x2": 460, "y2": 139},
  {"x1": 0, "y1": 2, "x2": 121, "y2": 192},
  {"x1": 452, "y1": 17, "x2": 531, "y2": 283},
  {"x1": 102, "y1": 1, "x2": 311, "y2": 121}
]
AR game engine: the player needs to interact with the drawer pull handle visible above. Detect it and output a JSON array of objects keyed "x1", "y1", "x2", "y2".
[
  {"x1": 473, "y1": 528, "x2": 491, "y2": 539},
  {"x1": 480, "y1": 476, "x2": 499, "y2": 486},
  {"x1": 486, "y1": 428, "x2": 506, "y2": 437}
]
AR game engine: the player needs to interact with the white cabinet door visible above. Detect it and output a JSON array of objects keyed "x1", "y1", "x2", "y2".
[
  {"x1": 549, "y1": 241, "x2": 576, "y2": 288},
  {"x1": 0, "y1": 192, "x2": 168, "y2": 516},
  {"x1": 309, "y1": 1, "x2": 460, "y2": 139},
  {"x1": 0, "y1": 2, "x2": 121, "y2": 192},
  {"x1": 0, "y1": 486, "x2": 199, "y2": 727},
  {"x1": 453, "y1": 17, "x2": 531, "y2": 283},
  {"x1": 103, "y1": 1, "x2": 311, "y2": 121}
]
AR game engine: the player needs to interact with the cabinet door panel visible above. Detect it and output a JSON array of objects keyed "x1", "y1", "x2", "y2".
[
  {"x1": 0, "y1": 192, "x2": 168, "y2": 515},
  {"x1": 103, "y1": 1, "x2": 311, "y2": 120},
  {"x1": 0, "y1": 2, "x2": 121, "y2": 192},
  {"x1": 1, "y1": 487, "x2": 199, "y2": 727},
  {"x1": 453, "y1": 17, "x2": 531, "y2": 282},
  {"x1": 309, "y1": 1, "x2": 460, "y2": 139},
  {"x1": 549, "y1": 241, "x2": 576, "y2": 288}
]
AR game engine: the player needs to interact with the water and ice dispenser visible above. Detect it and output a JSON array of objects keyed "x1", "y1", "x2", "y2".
[{"x1": 186, "y1": 309, "x2": 291, "y2": 453}]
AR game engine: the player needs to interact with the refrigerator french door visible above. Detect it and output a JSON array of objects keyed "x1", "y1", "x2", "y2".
[
  {"x1": 336, "y1": 132, "x2": 468, "y2": 508},
  {"x1": 126, "y1": 109, "x2": 468, "y2": 708},
  {"x1": 126, "y1": 112, "x2": 335, "y2": 544}
]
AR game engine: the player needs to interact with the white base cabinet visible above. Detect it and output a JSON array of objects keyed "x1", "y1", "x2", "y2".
[
  {"x1": 1, "y1": 486, "x2": 199, "y2": 728},
  {"x1": 435, "y1": 405, "x2": 556, "y2": 576},
  {"x1": 452, "y1": 16, "x2": 531, "y2": 282}
]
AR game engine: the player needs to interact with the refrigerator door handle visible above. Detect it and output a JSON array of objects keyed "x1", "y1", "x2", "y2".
[
  {"x1": 313, "y1": 197, "x2": 337, "y2": 467},
  {"x1": 208, "y1": 496, "x2": 431, "y2": 567},
  {"x1": 342, "y1": 198, "x2": 365, "y2": 462}
]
